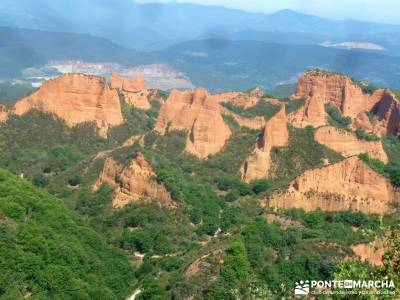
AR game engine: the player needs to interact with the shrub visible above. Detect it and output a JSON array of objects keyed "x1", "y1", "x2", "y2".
[{"x1": 325, "y1": 105, "x2": 351, "y2": 128}]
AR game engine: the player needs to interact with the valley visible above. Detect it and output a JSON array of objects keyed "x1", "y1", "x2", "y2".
[{"x1": 0, "y1": 69, "x2": 399, "y2": 299}]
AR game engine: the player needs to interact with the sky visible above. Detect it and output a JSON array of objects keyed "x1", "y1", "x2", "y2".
[{"x1": 136, "y1": 0, "x2": 400, "y2": 25}]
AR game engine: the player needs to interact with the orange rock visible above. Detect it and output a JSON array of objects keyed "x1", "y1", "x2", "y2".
[
  {"x1": 0, "y1": 104, "x2": 8, "y2": 122},
  {"x1": 350, "y1": 240, "x2": 385, "y2": 266},
  {"x1": 315, "y1": 126, "x2": 388, "y2": 163},
  {"x1": 353, "y1": 111, "x2": 373, "y2": 132},
  {"x1": 293, "y1": 71, "x2": 381, "y2": 118},
  {"x1": 290, "y1": 71, "x2": 386, "y2": 129},
  {"x1": 371, "y1": 90, "x2": 400, "y2": 136},
  {"x1": 155, "y1": 88, "x2": 231, "y2": 159},
  {"x1": 219, "y1": 106, "x2": 265, "y2": 129},
  {"x1": 267, "y1": 156, "x2": 399, "y2": 215},
  {"x1": 211, "y1": 91, "x2": 260, "y2": 108},
  {"x1": 241, "y1": 105, "x2": 288, "y2": 182},
  {"x1": 93, "y1": 154, "x2": 176, "y2": 209},
  {"x1": 288, "y1": 94, "x2": 327, "y2": 128},
  {"x1": 111, "y1": 73, "x2": 146, "y2": 91},
  {"x1": 13, "y1": 74, "x2": 123, "y2": 137},
  {"x1": 111, "y1": 73, "x2": 150, "y2": 110}
]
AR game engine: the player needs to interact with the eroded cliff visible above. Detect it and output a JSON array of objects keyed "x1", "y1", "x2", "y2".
[
  {"x1": 111, "y1": 73, "x2": 151, "y2": 110},
  {"x1": 155, "y1": 88, "x2": 231, "y2": 159},
  {"x1": 241, "y1": 105, "x2": 288, "y2": 182},
  {"x1": 267, "y1": 156, "x2": 399, "y2": 215},
  {"x1": 315, "y1": 126, "x2": 388, "y2": 163},
  {"x1": 93, "y1": 154, "x2": 176, "y2": 209},
  {"x1": 13, "y1": 73, "x2": 123, "y2": 137}
]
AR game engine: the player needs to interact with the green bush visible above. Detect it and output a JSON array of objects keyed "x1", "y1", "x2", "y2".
[
  {"x1": 325, "y1": 105, "x2": 351, "y2": 128},
  {"x1": 0, "y1": 169, "x2": 134, "y2": 299},
  {"x1": 355, "y1": 128, "x2": 379, "y2": 141}
]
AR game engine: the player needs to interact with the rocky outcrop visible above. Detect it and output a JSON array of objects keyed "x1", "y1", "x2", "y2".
[
  {"x1": 111, "y1": 73, "x2": 146, "y2": 91},
  {"x1": 267, "y1": 156, "x2": 399, "y2": 215},
  {"x1": 241, "y1": 105, "x2": 288, "y2": 182},
  {"x1": 288, "y1": 94, "x2": 327, "y2": 128},
  {"x1": 315, "y1": 126, "x2": 388, "y2": 163},
  {"x1": 93, "y1": 154, "x2": 176, "y2": 209},
  {"x1": 219, "y1": 106, "x2": 266, "y2": 129},
  {"x1": 212, "y1": 91, "x2": 260, "y2": 108},
  {"x1": 293, "y1": 71, "x2": 382, "y2": 118},
  {"x1": 350, "y1": 241, "x2": 385, "y2": 266},
  {"x1": 155, "y1": 88, "x2": 231, "y2": 159},
  {"x1": 370, "y1": 90, "x2": 400, "y2": 136},
  {"x1": 111, "y1": 73, "x2": 151, "y2": 110},
  {"x1": 13, "y1": 73, "x2": 123, "y2": 137},
  {"x1": 0, "y1": 104, "x2": 7, "y2": 122}
]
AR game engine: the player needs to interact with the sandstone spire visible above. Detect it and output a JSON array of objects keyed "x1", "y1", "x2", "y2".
[
  {"x1": 155, "y1": 88, "x2": 231, "y2": 159},
  {"x1": 241, "y1": 105, "x2": 288, "y2": 182},
  {"x1": 93, "y1": 154, "x2": 176, "y2": 209}
]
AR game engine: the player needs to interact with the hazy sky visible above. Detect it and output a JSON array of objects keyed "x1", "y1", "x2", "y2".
[{"x1": 136, "y1": 0, "x2": 400, "y2": 24}]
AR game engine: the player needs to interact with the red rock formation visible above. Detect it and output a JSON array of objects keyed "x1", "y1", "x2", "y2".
[
  {"x1": 293, "y1": 71, "x2": 382, "y2": 118},
  {"x1": 13, "y1": 74, "x2": 123, "y2": 137},
  {"x1": 267, "y1": 156, "x2": 400, "y2": 215},
  {"x1": 155, "y1": 88, "x2": 231, "y2": 159},
  {"x1": 241, "y1": 105, "x2": 288, "y2": 182},
  {"x1": 219, "y1": 106, "x2": 266, "y2": 129},
  {"x1": 0, "y1": 104, "x2": 7, "y2": 122},
  {"x1": 315, "y1": 126, "x2": 388, "y2": 163},
  {"x1": 288, "y1": 94, "x2": 327, "y2": 128},
  {"x1": 111, "y1": 73, "x2": 146, "y2": 91},
  {"x1": 289, "y1": 71, "x2": 386, "y2": 129},
  {"x1": 93, "y1": 154, "x2": 176, "y2": 209},
  {"x1": 370, "y1": 90, "x2": 400, "y2": 136},
  {"x1": 111, "y1": 73, "x2": 151, "y2": 110},
  {"x1": 211, "y1": 91, "x2": 260, "y2": 108}
]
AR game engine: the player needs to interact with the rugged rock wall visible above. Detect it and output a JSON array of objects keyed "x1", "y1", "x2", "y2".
[
  {"x1": 155, "y1": 88, "x2": 231, "y2": 159},
  {"x1": 93, "y1": 154, "x2": 176, "y2": 208},
  {"x1": 371, "y1": 90, "x2": 400, "y2": 136},
  {"x1": 315, "y1": 126, "x2": 388, "y2": 163},
  {"x1": 288, "y1": 94, "x2": 327, "y2": 128},
  {"x1": 111, "y1": 73, "x2": 151, "y2": 110},
  {"x1": 13, "y1": 73, "x2": 123, "y2": 137},
  {"x1": 241, "y1": 105, "x2": 288, "y2": 182},
  {"x1": 293, "y1": 71, "x2": 382, "y2": 118},
  {"x1": 267, "y1": 156, "x2": 399, "y2": 215},
  {"x1": 289, "y1": 71, "x2": 392, "y2": 130}
]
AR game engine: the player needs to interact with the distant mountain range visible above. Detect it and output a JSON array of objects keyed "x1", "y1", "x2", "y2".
[
  {"x1": 1, "y1": 1, "x2": 400, "y2": 90},
  {"x1": 2, "y1": 26, "x2": 399, "y2": 91},
  {"x1": 1, "y1": 0, "x2": 400, "y2": 53}
]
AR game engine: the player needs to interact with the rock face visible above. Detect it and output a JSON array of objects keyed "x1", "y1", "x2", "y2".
[
  {"x1": 13, "y1": 73, "x2": 123, "y2": 137},
  {"x1": 289, "y1": 71, "x2": 385, "y2": 129},
  {"x1": 212, "y1": 91, "x2": 260, "y2": 108},
  {"x1": 350, "y1": 241, "x2": 385, "y2": 266},
  {"x1": 111, "y1": 73, "x2": 151, "y2": 110},
  {"x1": 93, "y1": 154, "x2": 176, "y2": 209},
  {"x1": 370, "y1": 90, "x2": 400, "y2": 136},
  {"x1": 155, "y1": 88, "x2": 231, "y2": 159},
  {"x1": 293, "y1": 71, "x2": 382, "y2": 118},
  {"x1": 267, "y1": 156, "x2": 399, "y2": 215},
  {"x1": 219, "y1": 106, "x2": 266, "y2": 130},
  {"x1": 241, "y1": 105, "x2": 288, "y2": 182},
  {"x1": 315, "y1": 126, "x2": 388, "y2": 163},
  {"x1": 288, "y1": 94, "x2": 327, "y2": 128},
  {"x1": 0, "y1": 104, "x2": 7, "y2": 122}
]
